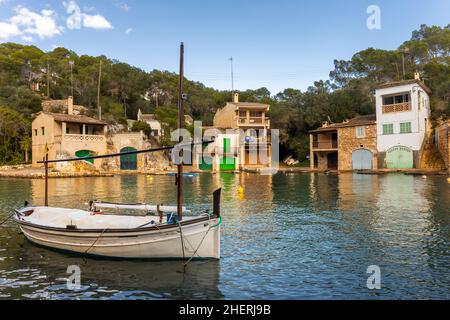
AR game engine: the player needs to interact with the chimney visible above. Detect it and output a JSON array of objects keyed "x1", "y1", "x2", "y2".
[
  {"x1": 233, "y1": 92, "x2": 239, "y2": 103},
  {"x1": 414, "y1": 71, "x2": 421, "y2": 80},
  {"x1": 68, "y1": 96, "x2": 73, "y2": 115}
]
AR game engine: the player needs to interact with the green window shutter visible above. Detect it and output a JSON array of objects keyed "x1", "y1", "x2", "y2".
[
  {"x1": 400, "y1": 122, "x2": 411, "y2": 134},
  {"x1": 383, "y1": 124, "x2": 393, "y2": 135}
]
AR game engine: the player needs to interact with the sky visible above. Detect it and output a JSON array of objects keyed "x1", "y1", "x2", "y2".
[{"x1": 0, "y1": 0, "x2": 449, "y2": 94}]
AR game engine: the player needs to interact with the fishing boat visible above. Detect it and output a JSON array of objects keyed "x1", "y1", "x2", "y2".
[{"x1": 12, "y1": 43, "x2": 221, "y2": 260}]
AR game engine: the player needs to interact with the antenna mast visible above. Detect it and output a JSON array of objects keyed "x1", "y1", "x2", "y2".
[{"x1": 229, "y1": 57, "x2": 234, "y2": 98}]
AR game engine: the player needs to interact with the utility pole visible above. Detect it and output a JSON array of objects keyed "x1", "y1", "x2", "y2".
[
  {"x1": 69, "y1": 60, "x2": 74, "y2": 97},
  {"x1": 229, "y1": 57, "x2": 234, "y2": 99},
  {"x1": 97, "y1": 60, "x2": 102, "y2": 120},
  {"x1": 177, "y1": 42, "x2": 185, "y2": 222},
  {"x1": 47, "y1": 62, "x2": 50, "y2": 98},
  {"x1": 400, "y1": 47, "x2": 409, "y2": 80}
]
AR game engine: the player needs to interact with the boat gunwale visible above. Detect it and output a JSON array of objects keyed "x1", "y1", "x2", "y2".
[{"x1": 13, "y1": 210, "x2": 217, "y2": 234}]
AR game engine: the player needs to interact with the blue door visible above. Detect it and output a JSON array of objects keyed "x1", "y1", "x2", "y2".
[{"x1": 352, "y1": 149, "x2": 372, "y2": 170}]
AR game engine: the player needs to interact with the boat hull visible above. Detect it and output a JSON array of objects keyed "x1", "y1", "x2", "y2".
[{"x1": 16, "y1": 217, "x2": 220, "y2": 259}]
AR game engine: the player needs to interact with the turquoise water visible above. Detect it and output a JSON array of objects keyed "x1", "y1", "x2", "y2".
[{"x1": 0, "y1": 173, "x2": 449, "y2": 299}]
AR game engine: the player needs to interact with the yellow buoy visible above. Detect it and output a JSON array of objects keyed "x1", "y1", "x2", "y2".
[
  {"x1": 447, "y1": 177, "x2": 450, "y2": 183},
  {"x1": 237, "y1": 186, "x2": 244, "y2": 194}
]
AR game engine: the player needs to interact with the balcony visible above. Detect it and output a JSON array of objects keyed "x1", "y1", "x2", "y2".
[
  {"x1": 312, "y1": 141, "x2": 338, "y2": 150},
  {"x1": 62, "y1": 134, "x2": 106, "y2": 143},
  {"x1": 382, "y1": 102, "x2": 411, "y2": 114},
  {"x1": 238, "y1": 117, "x2": 270, "y2": 126}
]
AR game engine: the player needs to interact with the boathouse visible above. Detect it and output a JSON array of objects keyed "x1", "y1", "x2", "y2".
[
  {"x1": 309, "y1": 115, "x2": 377, "y2": 171},
  {"x1": 375, "y1": 77, "x2": 432, "y2": 169}
]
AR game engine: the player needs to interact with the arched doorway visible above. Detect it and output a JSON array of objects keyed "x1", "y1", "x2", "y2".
[
  {"x1": 386, "y1": 146, "x2": 413, "y2": 169},
  {"x1": 75, "y1": 150, "x2": 95, "y2": 164},
  {"x1": 352, "y1": 149, "x2": 373, "y2": 170},
  {"x1": 120, "y1": 147, "x2": 137, "y2": 170}
]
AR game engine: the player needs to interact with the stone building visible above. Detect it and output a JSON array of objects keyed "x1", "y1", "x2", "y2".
[
  {"x1": 42, "y1": 97, "x2": 87, "y2": 115},
  {"x1": 32, "y1": 97, "x2": 107, "y2": 168},
  {"x1": 309, "y1": 115, "x2": 377, "y2": 171},
  {"x1": 435, "y1": 120, "x2": 450, "y2": 172}
]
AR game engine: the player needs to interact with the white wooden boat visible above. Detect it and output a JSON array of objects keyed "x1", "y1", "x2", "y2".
[{"x1": 13, "y1": 200, "x2": 221, "y2": 259}]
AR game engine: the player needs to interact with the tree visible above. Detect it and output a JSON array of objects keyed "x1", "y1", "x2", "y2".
[{"x1": 0, "y1": 106, "x2": 31, "y2": 164}]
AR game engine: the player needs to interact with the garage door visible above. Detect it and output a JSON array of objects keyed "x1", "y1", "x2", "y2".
[
  {"x1": 386, "y1": 146, "x2": 413, "y2": 169},
  {"x1": 120, "y1": 147, "x2": 137, "y2": 170},
  {"x1": 352, "y1": 149, "x2": 372, "y2": 170}
]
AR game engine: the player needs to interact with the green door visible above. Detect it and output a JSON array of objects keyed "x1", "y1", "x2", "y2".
[
  {"x1": 75, "y1": 150, "x2": 95, "y2": 164},
  {"x1": 386, "y1": 146, "x2": 413, "y2": 169},
  {"x1": 199, "y1": 156, "x2": 213, "y2": 171},
  {"x1": 220, "y1": 157, "x2": 236, "y2": 171},
  {"x1": 120, "y1": 147, "x2": 137, "y2": 170},
  {"x1": 220, "y1": 138, "x2": 236, "y2": 171}
]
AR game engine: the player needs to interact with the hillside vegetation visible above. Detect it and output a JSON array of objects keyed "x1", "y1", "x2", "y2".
[{"x1": 0, "y1": 24, "x2": 448, "y2": 164}]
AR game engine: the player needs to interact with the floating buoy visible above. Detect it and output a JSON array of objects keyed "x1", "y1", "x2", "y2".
[
  {"x1": 147, "y1": 175, "x2": 153, "y2": 182},
  {"x1": 237, "y1": 186, "x2": 244, "y2": 194},
  {"x1": 447, "y1": 177, "x2": 450, "y2": 184},
  {"x1": 422, "y1": 175, "x2": 427, "y2": 179}
]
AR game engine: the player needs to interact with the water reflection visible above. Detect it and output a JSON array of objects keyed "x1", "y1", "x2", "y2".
[{"x1": 1, "y1": 174, "x2": 449, "y2": 299}]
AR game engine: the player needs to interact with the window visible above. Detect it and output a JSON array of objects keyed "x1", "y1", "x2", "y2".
[
  {"x1": 383, "y1": 94, "x2": 410, "y2": 105},
  {"x1": 356, "y1": 126, "x2": 365, "y2": 138},
  {"x1": 250, "y1": 111, "x2": 262, "y2": 118},
  {"x1": 400, "y1": 122, "x2": 412, "y2": 134},
  {"x1": 383, "y1": 124, "x2": 394, "y2": 135},
  {"x1": 66, "y1": 127, "x2": 70, "y2": 134},
  {"x1": 41, "y1": 127, "x2": 45, "y2": 135},
  {"x1": 34, "y1": 129, "x2": 38, "y2": 136}
]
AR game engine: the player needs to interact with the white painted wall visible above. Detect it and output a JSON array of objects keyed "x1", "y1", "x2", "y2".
[{"x1": 376, "y1": 83, "x2": 430, "y2": 152}]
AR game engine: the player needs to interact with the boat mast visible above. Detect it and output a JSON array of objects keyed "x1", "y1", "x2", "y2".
[{"x1": 177, "y1": 42, "x2": 184, "y2": 221}]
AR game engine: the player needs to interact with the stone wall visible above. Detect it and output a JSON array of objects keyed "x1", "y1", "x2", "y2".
[
  {"x1": 436, "y1": 121, "x2": 449, "y2": 171},
  {"x1": 337, "y1": 125, "x2": 377, "y2": 171}
]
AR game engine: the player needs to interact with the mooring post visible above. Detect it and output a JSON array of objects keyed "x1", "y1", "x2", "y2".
[{"x1": 44, "y1": 154, "x2": 48, "y2": 207}]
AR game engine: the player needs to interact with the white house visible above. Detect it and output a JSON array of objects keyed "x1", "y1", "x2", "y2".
[
  {"x1": 375, "y1": 76, "x2": 431, "y2": 169},
  {"x1": 137, "y1": 109, "x2": 163, "y2": 138}
]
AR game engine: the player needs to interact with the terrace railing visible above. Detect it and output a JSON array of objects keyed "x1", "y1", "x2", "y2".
[{"x1": 382, "y1": 102, "x2": 411, "y2": 114}]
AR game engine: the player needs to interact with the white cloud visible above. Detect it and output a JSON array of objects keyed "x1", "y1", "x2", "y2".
[
  {"x1": 0, "y1": 22, "x2": 20, "y2": 39},
  {"x1": 0, "y1": 6, "x2": 62, "y2": 40},
  {"x1": 125, "y1": 28, "x2": 133, "y2": 35},
  {"x1": 64, "y1": 1, "x2": 113, "y2": 30},
  {"x1": 83, "y1": 14, "x2": 112, "y2": 29},
  {"x1": 21, "y1": 35, "x2": 34, "y2": 42}
]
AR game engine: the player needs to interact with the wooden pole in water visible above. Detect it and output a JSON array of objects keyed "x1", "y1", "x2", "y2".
[
  {"x1": 44, "y1": 153, "x2": 48, "y2": 207},
  {"x1": 177, "y1": 42, "x2": 184, "y2": 222}
]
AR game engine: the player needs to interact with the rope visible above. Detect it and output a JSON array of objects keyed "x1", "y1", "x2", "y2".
[
  {"x1": 0, "y1": 213, "x2": 14, "y2": 227},
  {"x1": 84, "y1": 228, "x2": 108, "y2": 255},
  {"x1": 183, "y1": 215, "x2": 221, "y2": 268}
]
